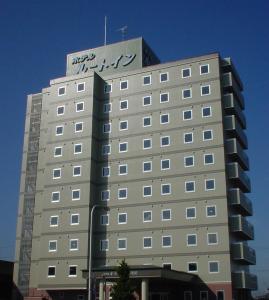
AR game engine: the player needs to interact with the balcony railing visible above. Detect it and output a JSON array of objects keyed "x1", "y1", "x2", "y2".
[
  {"x1": 226, "y1": 139, "x2": 249, "y2": 170},
  {"x1": 231, "y1": 242, "x2": 256, "y2": 265},
  {"x1": 222, "y1": 72, "x2": 245, "y2": 109},
  {"x1": 224, "y1": 115, "x2": 248, "y2": 149},
  {"x1": 221, "y1": 58, "x2": 244, "y2": 91},
  {"x1": 227, "y1": 162, "x2": 251, "y2": 193},
  {"x1": 232, "y1": 271, "x2": 257, "y2": 290},
  {"x1": 223, "y1": 93, "x2": 246, "y2": 129},
  {"x1": 230, "y1": 215, "x2": 254, "y2": 240},
  {"x1": 228, "y1": 188, "x2": 253, "y2": 216}
]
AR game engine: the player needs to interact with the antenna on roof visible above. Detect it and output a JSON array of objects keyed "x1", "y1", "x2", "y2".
[
  {"x1": 104, "y1": 16, "x2": 107, "y2": 46},
  {"x1": 117, "y1": 25, "x2": 128, "y2": 41}
]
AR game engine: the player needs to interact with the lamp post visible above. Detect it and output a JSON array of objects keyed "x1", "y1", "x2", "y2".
[{"x1": 88, "y1": 205, "x2": 109, "y2": 300}]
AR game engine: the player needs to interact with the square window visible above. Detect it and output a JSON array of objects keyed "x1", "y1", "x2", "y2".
[
  {"x1": 182, "y1": 68, "x2": 191, "y2": 78},
  {"x1": 184, "y1": 156, "x2": 194, "y2": 167},
  {"x1": 75, "y1": 122, "x2": 83, "y2": 133},
  {"x1": 182, "y1": 88, "x2": 192, "y2": 99},
  {"x1": 48, "y1": 240, "x2": 57, "y2": 252},
  {"x1": 104, "y1": 103, "x2": 112, "y2": 113},
  {"x1": 118, "y1": 164, "x2": 128, "y2": 175},
  {"x1": 203, "y1": 130, "x2": 213, "y2": 141},
  {"x1": 209, "y1": 261, "x2": 219, "y2": 273},
  {"x1": 200, "y1": 64, "x2": 209, "y2": 75},
  {"x1": 188, "y1": 262, "x2": 198, "y2": 272},
  {"x1": 120, "y1": 80, "x2": 128, "y2": 90},
  {"x1": 102, "y1": 167, "x2": 110, "y2": 177},
  {"x1": 77, "y1": 82, "x2": 85, "y2": 92},
  {"x1": 202, "y1": 106, "x2": 212, "y2": 117},
  {"x1": 160, "y1": 72, "x2": 168, "y2": 82},
  {"x1": 162, "y1": 236, "x2": 172, "y2": 247},
  {"x1": 118, "y1": 188, "x2": 127, "y2": 199},
  {"x1": 143, "y1": 95, "x2": 151, "y2": 106},
  {"x1": 50, "y1": 216, "x2": 58, "y2": 227},
  {"x1": 104, "y1": 84, "x2": 112, "y2": 93},
  {"x1": 160, "y1": 114, "x2": 169, "y2": 124},
  {"x1": 186, "y1": 207, "x2": 196, "y2": 219},
  {"x1": 201, "y1": 85, "x2": 211, "y2": 96},
  {"x1": 72, "y1": 189, "x2": 80, "y2": 201},
  {"x1": 143, "y1": 138, "x2": 152, "y2": 149},
  {"x1": 101, "y1": 190, "x2": 110, "y2": 201},
  {"x1": 70, "y1": 239, "x2": 79, "y2": 251},
  {"x1": 143, "y1": 211, "x2": 152, "y2": 222},
  {"x1": 55, "y1": 126, "x2": 64, "y2": 136},
  {"x1": 118, "y1": 238, "x2": 127, "y2": 250},
  {"x1": 76, "y1": 102, "x2": 84, "y2": 112},
  {"x1": 100, "y1": 239, "x2": 109, "y2": 251},
  {"x1": 70, "y1": 214, "x2": 79, "y2": 225},
  {"x1": 69, "y1": 265, "x2": 77, "y2": 277},
  {"x1": 48, "y1": 266, "x2": 56, "y2": 277},
  {"x1": 184, "y1": 291, "x2": 193, "y2": 300},
  {"x1": 119, "y1": 120, "x2": 128, "y2": 131},
  {"x1": 143, "y1": 185, "x2": 152, "y2": 197},
  {"x1": 161, "y1": 183, "x2": 171, "y2": 195},
  {"x1": 187, "y1": 234, "x2": 197, "y2": 246},
  {"x1": 103, "y1": 123, "x2": 111, "y2": 133},
  {"x1": 184, "y1": 132, "x2": 193, "y2": 144},
  {"x1": 143, "y1": 75, "x2": 151, "y2": 85},
  {"x1": 162, "y1": 209, "x2": 171, "y2": 221},
  {"x1": 120, "y1": 100, "x2": 128, "y2": 110},
  {"x1": 185, "y1": 181, "x2": 195, "y2": 192},
  {"x1": 143, "y1": 237, "x2": 152, "y2": 248},
  {"x1": 118, "y1": 213, "x2": 127, "y2": 224},
  {"x1": 160, "y1": 93, "x2": 169, "y2": 103},
  {"x1": 53, "y1": 168, "x2": 61, "y2": 179},
  {"x1": 143, "y1": 116, "x2": 151, "y2": 127},
  {"x1": 160, "y1": 136, "x2": 170, "y2": 147},
  {"x1": 101, "y1": 214, "x2": 109, "y2": 226},
  {"x1": 102, "y1": 144, "x2": 111, "y2": 155},
  {"x1": 206, "y1": 205, "x2": 217, "y2": 217},
  {"x1": 161, "y1": 159, "x2": 170, "y2": 170},
  {"x1": 74, "y1": 143, "x2": 82, "y2": 154},
  {"x1": 58, "y1": 86, "x2": 66, "y2": 96},
  {"x1": 183, "y1": 110, "x2": 192, "y2": 120},
  {"x1": 119, "y1": 142, "x2": 128, "y2": 153},
  {"x1": 73, "y1": 166, "x2": 81, "y2": 177},
  {"x1": 207, "y1": 233, "x2": 218, "y2": 245},
  {"x1": 201, "y1": 292, "x2": 209, "y2": 300},
  {"x1": 205, "y1": 179, "x2": 215, "y2": 191},
  {"x1": 143, "y1": 161, "x2": 152, "y2": 173},
  {"x1": 51, "y1": 191, "x2": 60, "y2": 203},
  {"x1": 57, "y1": 106, "x2": 65, "y2": 116},
  {"x1": 204, "y1": 153, "x2": 214, "y2": 165},
  {"x1": 54, "y1": 146, "x2": 62, "y2": 157}
]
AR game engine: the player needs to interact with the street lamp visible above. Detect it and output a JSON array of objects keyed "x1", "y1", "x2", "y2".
[{"x1": 88, "y1": 204, "x2": 109, "y2": 300}]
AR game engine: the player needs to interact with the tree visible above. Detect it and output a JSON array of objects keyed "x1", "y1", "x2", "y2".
[{"x1": 110, "y1": 260, "x2": 135, "y2": 300}]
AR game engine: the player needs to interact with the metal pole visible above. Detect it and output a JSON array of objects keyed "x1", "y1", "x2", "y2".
[
  {"x1": 88, "y1": 205, "x2": 109, "y2": 300},
  {"x1": 88, "y1": 204, "x2": 98, "y2": 300},
  {"x1": 104, "y1": 16, "x2": 107, "y2": 46}
]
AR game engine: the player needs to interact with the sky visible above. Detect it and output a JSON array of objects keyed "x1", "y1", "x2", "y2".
[{"x1": 0, "y1": 0, "x2": 268, "y2": 296}]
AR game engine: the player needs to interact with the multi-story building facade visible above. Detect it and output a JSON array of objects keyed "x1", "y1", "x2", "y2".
[{"x1": 14, "y1": 38, "x2": 257, "y2": 300}]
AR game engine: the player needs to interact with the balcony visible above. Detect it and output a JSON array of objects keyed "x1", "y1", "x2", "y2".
[
  {"x1": 225, "y1": 139, "x2": 249, "y2": 170},
  {"x1": 224, "y1": 115, "x2": 248, "y2": 149},
  {"x1": 232, "y1": 271, "x2": 257, "y2": 290},
  {"x1": 222, "y1": 72, "x2": 245, "y2": 109},
  {"x1": 231, "y1": 243, "x2": 256, "y2": 265},
  {"x1": 227, "y1": 163, "x2": 251, "y2": 193},
  {"x1": 223, "y1": 93, "x2": 246, "y2": 129},
  {"x1": 228, "y1": 188, "x2": 253, "y2": 216},
  {"x1": 230, "y1": 215, "x2": 254, "y2": 240},
  {"x1": 221, "y1": 58, "x2": 244, "y2": 91}
]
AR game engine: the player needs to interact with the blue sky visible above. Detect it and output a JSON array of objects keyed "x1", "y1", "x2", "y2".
[{"x1": 0, "y1": 0, "x2": 268, "y2": 295}]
